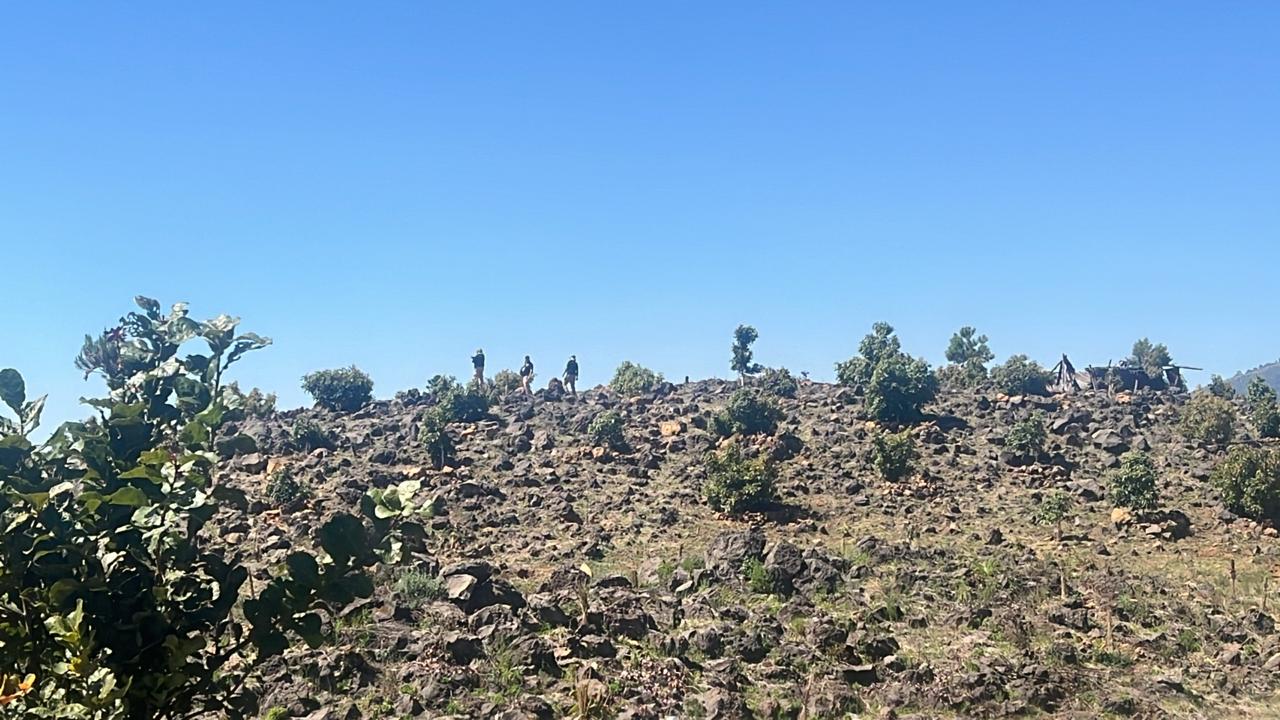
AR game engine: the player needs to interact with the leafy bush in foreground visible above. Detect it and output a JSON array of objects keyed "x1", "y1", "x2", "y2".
[
  {"x1": 1212, "y1": 446, "x2": 1280, "y2": 522},
  {"x1": 712, "y1": 388, "x2": 783, "y2": 437},
  {"x1": 302, "y1": 365, "x2": 374, "y2": 412},
  {"x1": 610, "y1": 361, "x2": 663, "y2": 397},
  {"x1": 0, "y1": 297, "x2": 422, "y2": 719},
  {"x1": 1110, "y1": 451, "x2": 1159, "y2": 511},
  {"x1": 703, "y1": 444, "x2": 777, "y2": 514}
]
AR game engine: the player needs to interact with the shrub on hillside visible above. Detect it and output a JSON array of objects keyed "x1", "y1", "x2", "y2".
[
  {"x1": 610, "y1": 361, "x2": 663, "y2": 397},
  {"x1": 292, "y1": 417, "x2": 334, "y2": 451},
  {"x1": 425, "y1": 374, "x2": 490, "y2": 422},
  {"x1": 227, "y1": 381, "x2": 278, "y2": 418},
  {"x1": 1178, "y1": 392, "x2": 1236, "y2": 445},
  {"x1": 1110, "y1": 451, "x2": 1159, "y2": 511},
  {"x1": 492, "y1": 369, "x2": 522, "y2": 397},
  {"x1": 866, "y1": 353, "x2": 938, "y2": 424},
  {"x1": 266, "y1": 467, "x2": 308, "y2": 508},
  {"x1": 937, "y1": 361, "x2": 988, "y2": 390},
  {"x1": 1036, "y1": 490, "x2": 1073, "y2": 541},
  {"x1": 419, "y1": 406, "x2": 454, "y2": 468},
  {"x1": 1212, "y1": 446, "x2": 1280, "y2": 522},
  {"x1": 758, "y1": 367, "x2": 798, "y2": 398},
  {"x1": 1206, "y1": 375, "x2": 1236, "y2": 400},
  {"x1": 871, "y1": 428, "x2": 917, "y2": 481},
  {"x1": 703, "y1": 444, "x2": 777, "y2": 514},
  {"x1": 1246, "y1": 377, "x2": 1280, "y2": 439},
  {"x1": 1005, "y1": 416, "x2": 1047, "y2": 463},
  {"x1": 712, "y1": 388, "x2": 784, "y2": 437},
  {"x1": 989, "y1": 355, "x2": 1052, "y2": 396},
  {"x1": 835, "y1": 322, "x2": 900, "y2": 389},
  {"x1": 835, "y1": 323, "x2": 937, "y2": 423},
  {"x1": 302, "y1": 365, "x2": 374, "y2": 412},
  {"x1": 589, "y1": 410, "x2": 626, "y2": 450}
]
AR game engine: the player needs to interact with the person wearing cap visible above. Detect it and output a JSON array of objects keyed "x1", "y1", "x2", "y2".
[{"x1": 563, "y1": 355, "x2": 579, "y2": 396}]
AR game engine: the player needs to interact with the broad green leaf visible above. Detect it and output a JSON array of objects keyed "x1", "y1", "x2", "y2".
[
  {"x1": 48, "y1": 579, "x2": 83, "y2": 607},
  {"x1": 285, "y1": 553, "x2": 321, "y2": 590},
  {"x1": 134, "y1": 295, "x2": 161, "y2": 315},
  {"x1": 0, "y1": 369, "x2": 24, "y2": 416},
  {"x1": 318, "y1": 514, "x2": 367, "y2": 567},
  {"x1": 215, "y1": 433, "x2": 257, "y2": 457},
  {"x1": 296, "y1": 612, "x2": 324, "y2": 648},
  {"x1": 106, "y1": 486, "x2": 150, "y2": 507},
  {"x1": 21, "y1": 395, "x2": 46, "y2": 432}
]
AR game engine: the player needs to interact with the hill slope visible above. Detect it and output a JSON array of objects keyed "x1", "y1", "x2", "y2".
[
  {"x1": 1230, "y1": 361, "x2": 1280, "y2": 394},
  {"x1": 220, "y1": 380, "x2": 1280, "y2": 719}
]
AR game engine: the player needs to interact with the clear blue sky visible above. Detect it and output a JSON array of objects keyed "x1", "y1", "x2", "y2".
[{"x1": 2, "y1": 3, "x2": 1277, "y2": 430}]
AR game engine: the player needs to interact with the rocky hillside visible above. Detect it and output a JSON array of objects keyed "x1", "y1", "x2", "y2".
[{"x1": 216, "y1": 379, "x2": 1280, "y2": 719}]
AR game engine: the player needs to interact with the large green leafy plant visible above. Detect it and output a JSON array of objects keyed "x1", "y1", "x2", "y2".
[{"x1": 0, "y1": 297, "x2": 417, "y2": 719}]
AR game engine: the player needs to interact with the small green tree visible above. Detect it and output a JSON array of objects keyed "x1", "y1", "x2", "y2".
[
  {"x1": 419, "y1": 405, "x2": 454, "y2": 469},
  {"x1": 588, "y1": 410, "x2": 626, "y2": 450},
  {"x1": 301, "y1": 365, "x2": 374, "y2": 412},
  {"x1": 871, "y1": 428, "x2": 917, "y2": 481},
  {"x1": 1206, "y1": 375, "x2": 1236, "y2": 400},
  {"x1": 712, "y1": 388, "x2": 784, "y2": 437},
  {"x1": 1212, "y1": 446, "x2": 1280, "y2": 522},
  {"x1": 1110, "y1": 451, "x2": 1159, "y2": 511},
  {"x1": 835, "y1": 321, "x2": 900, "y2": 389},
  {"x1": 1179, "y1": 391, "x2": 1236, "y2": 446},
  {"x1": 1005, "y1": 416, "x2": 1047, "y2": 463},
  {"x1": 703, "y1": 444, "x2": 777, "y2": 514},
  {"x1": 731, "y1": 325, "x2": 762, "y2": 383},
  {"x1": 1036, "y1": 490, "x2": 1073, "y2": 541},
  {"x1": 836, "y1": 323, "x2": 937, "y2": 422},
  {"x1": 1130, "y1": 338, "x2": 1173, "y2": 377},
  {"x1": 610, "y1": 361, "x2": 663, "y2": 397},
  {"x1": 989, "y1": 355, "x2": 1052, "y2": 396},
  {"x1": 1245, "y1": 377, "x2": 1280, "y2": 439},
  {"x1": 940, "y1": 327, "x2": 993, "y2": 389}
]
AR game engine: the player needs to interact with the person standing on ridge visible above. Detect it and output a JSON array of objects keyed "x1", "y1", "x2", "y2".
[
  {"x1": 519, "y1": 355, "x2": 535, "y2": 395},
  {"x1": 563, "y1": 355, "x2": 579, "y2": 396},
  {"x1": 471, "y1": 349, "x2": 485, "y2": 386}
]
